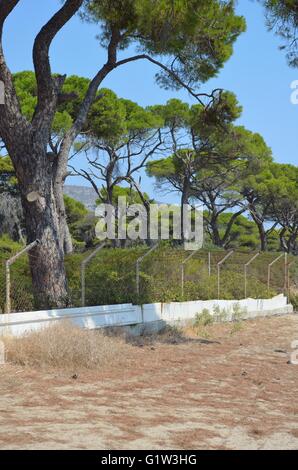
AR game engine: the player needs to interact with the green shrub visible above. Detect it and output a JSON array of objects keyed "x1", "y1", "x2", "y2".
[
  {"x1": 194, "y1": 309, "x2": 214, "y2": 327},
  {"x1": 231, "y1": 303, "x2": 247, "y2": 321},
  {"x1": 212, "y1": 305, "x2": 228, "y2": 322},
  {"x1": 289, "y1": 292, "x2": 298, "y2": 311}
]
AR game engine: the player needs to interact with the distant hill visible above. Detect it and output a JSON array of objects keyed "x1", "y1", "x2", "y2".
[{"x1": 64, "y1": 185, "x2": 98, "y2": 212}]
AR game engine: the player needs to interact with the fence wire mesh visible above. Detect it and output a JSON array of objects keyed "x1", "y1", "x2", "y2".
[
  {"x1": 76, "y1": 247, "x2": 298, "y2": 308},
  {"x1": 0, "y1": 245, "x2": 297, "y2": 313},
  {"x1": 0, "y1": 253, "x2": 34, "y2": 313},
  {"x1": 0, "y1": 261, "x2": 5, "y2": 314}
]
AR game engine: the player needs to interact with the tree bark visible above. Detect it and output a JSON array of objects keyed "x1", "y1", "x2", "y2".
[
  {"x1": 181, "y1": 181, "x2": 190, "y2": 243},
  {"x1": 221, "y1": 209, "x2": 246, "y2": 248},
  {"x1": 281, "y1": 228, "x2": 298, "y2": 254},
  {"x1": 279, "y1": 227, "x2": 288, "y2": 252},
  {"x1": 209, "y1": 212, "x2": 222, "y2": 247},
  {"x1": 256, "y1": 220, "x2": 268, "y2": 251},
  {"x1": 53, "y1": 172, "x2": 73, "y2": 254},
  {"x1": 16, "y1": 146, "x2": 69, "y2": 309},
  {"x1": 246, "y1": 199, "x2": 268, "y2": 251}
]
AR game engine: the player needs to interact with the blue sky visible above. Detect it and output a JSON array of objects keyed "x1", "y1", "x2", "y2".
[{"x1": 3, "y1": 0, "x2": 298, "y2": 202}]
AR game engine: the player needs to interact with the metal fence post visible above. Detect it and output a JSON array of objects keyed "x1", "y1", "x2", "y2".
[
  {"x1": 244, "y1": 252, "x2": 260, "y2": 298},
  {"x1": 136, "y1": 243, "x2": 159, "y2": 296},
  {"x1": 284, "y1": 252, "x2": 288, "y2": 293},
  {"x1": 287, "y1": 260, "x2": 295, "y2": 302},
  {"x1": 5, "y1": 239, "x2": 40, "y2": 314},
  {"x1": 208, "y1": 252, "x2": 211, "y2": 277},
  {"x1": 181, "y1": 248, "x2": 201, "y2": 298},
  {"x1": 81, "y1": 243, "x2": 105, "y2": 307},
  {"x1": 5, "y1": 260, "x2": 11, "y2": 315},
  {"x1": 267, "y1": 253, "x2": 284, "y2": 294},
  {"x1": 217, "y1": 250, "x2": 234, "y2": 299}
]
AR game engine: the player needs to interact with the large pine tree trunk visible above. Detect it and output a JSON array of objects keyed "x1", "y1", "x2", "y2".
[
  {"x1": 16, "y1": 147, "x2": 69, "y2": 309},
  {"x1": 23, "y1": 196, "x2": 69, "y2": 309}
]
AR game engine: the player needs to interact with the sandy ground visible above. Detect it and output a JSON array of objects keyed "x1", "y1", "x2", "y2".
[{"x1": 0, "y1": 314, "x2": 297, "y2": 450}]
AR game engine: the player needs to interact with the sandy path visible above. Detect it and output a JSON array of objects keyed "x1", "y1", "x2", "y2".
[{"x1": 0, "y1": 314, "x2": 297, "y2": 450}]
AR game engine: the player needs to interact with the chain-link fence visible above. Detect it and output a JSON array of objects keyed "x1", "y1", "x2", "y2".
[
  {"x1": 0, "y1": 241, "x2": 38, "y2": 314},
  {"x1": 1, "y1": 244, "x2": 298, "y2": 313},
  {"x1": 76, "y1": 246, "x2": 298, "y2": 308}
]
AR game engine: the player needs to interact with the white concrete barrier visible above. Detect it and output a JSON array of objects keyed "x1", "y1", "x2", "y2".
[
  {"x1": 0, "y1": 303, "x2": 140, "y2": 337},
  {"x1": 0, "y1": 295, "x2": 294, "y2": 337}
]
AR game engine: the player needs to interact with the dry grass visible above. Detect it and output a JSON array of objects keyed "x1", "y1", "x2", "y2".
[
  {"x1": 0, "y1": 316, "x2": 251, "y2": 371},
  {"x1": 2, "y1": 321, "x2": 128, "y2": 370}
]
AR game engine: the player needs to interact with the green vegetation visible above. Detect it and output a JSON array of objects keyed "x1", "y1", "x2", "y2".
[
  {"x1": 1, "y1": 240, "x2": 282, "y2": 313},
  {"x1": 0, "y1": 156, "x2": 17, "y2": 195},
  {"x1": 194, "y1": 310, "x2": 214, "y2": 327},
  {"x1": 262, "y1": 0, "x2": 298, "y2": 67}
]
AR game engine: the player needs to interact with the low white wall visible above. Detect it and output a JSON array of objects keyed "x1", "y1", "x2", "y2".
[
  {"x1": 0, "y1": 295, "x2": 294, "y2": 337},
  {"x1": 0, "y1": 303, "x2": 139, "y2": 337},
  {"x1": 142, "y1": 295, "x2": 293, "y2": 324}
]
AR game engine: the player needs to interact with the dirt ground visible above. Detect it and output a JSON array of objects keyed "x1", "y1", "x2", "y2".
[{"x1": 0, "y1": 314, "x2": 297, "y2": 450}]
